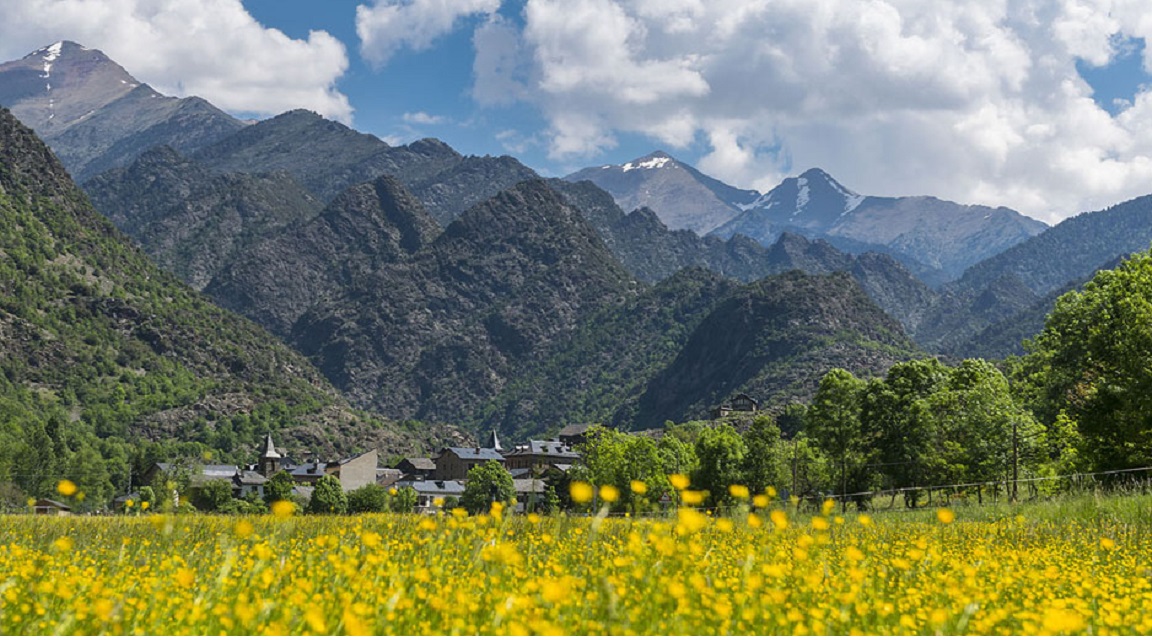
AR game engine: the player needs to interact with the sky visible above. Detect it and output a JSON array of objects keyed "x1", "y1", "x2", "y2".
[{"x1": 2, "y1": 1, "x2": 1152, "y2": 224}]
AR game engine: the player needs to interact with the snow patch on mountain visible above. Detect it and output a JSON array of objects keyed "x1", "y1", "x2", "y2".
[
  {"x1": 622, "y1": 156, "x2": 673, "y2": 172},
  {"x1": 796, "y1": 177, "x2": 810, "y2": 208}
]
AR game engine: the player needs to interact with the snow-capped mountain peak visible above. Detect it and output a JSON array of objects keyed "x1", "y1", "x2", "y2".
[
  {"x1": 621, "y1": 151, "x2": 674, "y2": 172},
  {"x1": 565, "y1": 150, "x2": 758, "y2": 234}
]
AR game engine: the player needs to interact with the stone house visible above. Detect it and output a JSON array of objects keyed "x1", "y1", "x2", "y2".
[
  {"x1": 710, "y1": 393, "x2": 760, "y2": 419},
  {"x1": 328, "y1": 450, "x2": 379, "y2": 492},
  {"x1": 503, "y1": 440, "x2": 580, "y2": 473},
  {"x1": 558, "y1": 423, "x2": 593, "y2": 448},
  {"x1": 396, "y1": 457, "x2": 436, "y2": 480},
  {"x1": 433, "y1": 447, "x2": 505, "y2": 480}
]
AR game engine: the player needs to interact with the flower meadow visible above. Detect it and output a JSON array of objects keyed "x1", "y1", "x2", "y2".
[{"x1": 2, "y1": 496, "x2": 1151, "y2": 635}]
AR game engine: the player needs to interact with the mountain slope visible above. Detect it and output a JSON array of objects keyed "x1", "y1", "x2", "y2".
[
  {"x1": 476, "y1": 267, "x2": 739, "y2": 439},
  {"x1": 565, "y1": 151, "x2": 758, "y2": 234},
  {"x1": 284, "y1": 179, "x2": 640, "y2": 422},
  {"x1": 0, "y1": 42, "x2": 243, "y2": 182},
  {"x1": 955, "y1": 194, "x2": 1152, "y2": 297},
  {"x1": 552, "y1": 179, "x2": 938, "y2": 332},
  {"x1": 628, "y1": 270, "x2": 923, "y2": 428},
  {"x1": 205, "y1": 174, "x2": 441, "y2": 337},
  {"x1": 191, "y1": 109, "x2": 462, "y2": 203},
  {"x1": 84, "y1": 146, "x2": 323, "y2": 290},
  {"x1": 711, "y1": 168, "x2": 1047, "y2": 279},
  {"x1": 0, "y1": 107, "x2": 459, "y2": 503}
]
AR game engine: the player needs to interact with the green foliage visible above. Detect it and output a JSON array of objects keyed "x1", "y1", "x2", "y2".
[
  {"x1": 307, "y1": 476, "x2": 347, "y2": 515},
  {"x1": 576, "y1": 426, "x2": 684, "y2": 511},
  {"x1": 192, "y1": 479, "x2": 235, "y2": 512},
  {"x1": 460, "y1": 461, "x2": 515, "y2": 514},
  {"x1": 389, "y1": 486, "x2": 418, "y2": 514},
  {"x1": 264, "y1": 470, "x2": 296, "y2": 505},
  {"x1": 1017, "y1": 249, "x2": 1152, "y2": 471},
  {"x1": 692, "y1": 424, "x2": 747, "y2": 508},
  {"x1": 806, "y1": 369, "x2": 870, "y2": 503},
  {"x1": 347, "y1": 485, "x2": 390, "y2": 514},
  {"x1": 742, "y1": 415, "x2": 788, "y2": 495}
]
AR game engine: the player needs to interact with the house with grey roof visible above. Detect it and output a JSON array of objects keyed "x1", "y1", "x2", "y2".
[
  {"x1": 503, "y1": 440, "x2": 580, "y2": 473},
  {"x1": 395, "y1": 479, "x2": 466, "y2": 513},
  {"x1": 433, "y1": 447, "x2": 505, "y2": 480},
  {"x1": 397, "y1": 457, "x2": 436, "y2": 480},
  {"x1": 558, "y1": 423, "x2": 594, "y2": 447}
]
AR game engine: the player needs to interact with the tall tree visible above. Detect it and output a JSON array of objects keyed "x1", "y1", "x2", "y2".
[
  {"x1": 742, "y1": 415, "x2": 787, "y2": 495},
  {"x1": 692, "y1": 424, "x2": 747, "y2": 508},
  {"x1": 806, "y1": 369, "x2": 870, "y2": 507},
  {"x1": 1017, "y1": 249, "x2": 1152, "y2": 471},
  {"x1": 863, "y1": 359, "x2": 949, "y2": 506}
]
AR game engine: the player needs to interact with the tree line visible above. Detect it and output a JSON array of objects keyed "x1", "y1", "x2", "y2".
[{"x1": 571, "y1": 247, "x2": 1152, "y2": 511}]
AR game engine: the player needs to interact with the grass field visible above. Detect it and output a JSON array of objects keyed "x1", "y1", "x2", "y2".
[{"x1": 2, "y1": 492, "x2": 1150, "y2": 635}]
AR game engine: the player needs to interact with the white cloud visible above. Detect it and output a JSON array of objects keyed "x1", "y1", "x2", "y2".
[
  {"x1": 469, "y1": 0, "x2": 1152, "y2": 221},
  {"x1": 0, "y1": 0, "x2": 353, "y2": 123},
  {"x1": 403, "y1": 111, "x2": 447, "y2": 124},
  {"x1": 357, "y1": 0, "x2": 501, "y2": 66}
]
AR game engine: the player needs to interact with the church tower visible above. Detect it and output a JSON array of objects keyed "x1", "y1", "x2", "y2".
[{"x1": 260, "y1": 433, "x2": 282, "y2": 477}]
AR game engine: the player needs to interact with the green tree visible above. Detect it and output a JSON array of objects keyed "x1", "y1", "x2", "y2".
[
  {"x1": 347, "y1": 484, "x2": 389, "y2": 513},
  {"x1": 863, "y1": 359, "x2": 949, "y2": 506},
  {"x1": 806, "y1": 368, "x2": 870, "y2": 508},
  {"x1": 307, "y1": 475, "x2": 347, "y2": 514},
  {"x1": 192, "y1": 479, "x2": 235, "y2": 512},
  {"x1": 264, "y1": 470, "x2": 295, "y2": 505},
  {"x1": 389, "y1": 486, "x2": 418, "y2": 513},
  {"x1": 742, "y1": 415, "x2": 787, "y2": 496},
  {"x1": 460, "y1": 460, "x2": 514, "y2": 514},
  {"x1": 1017, "y1": 249, "x2": 1152, "y2": 471},
  {"x1": 692, "y1": 423, "x2": 747, "y2": 508}
]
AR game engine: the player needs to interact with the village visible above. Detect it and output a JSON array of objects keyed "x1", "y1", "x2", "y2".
[
  {"x1": 30, "y1": 394, "x2": 764, "y2": 516},
  {"x1": 30, "y1": 425, "x2": 593, "y2": 517}
]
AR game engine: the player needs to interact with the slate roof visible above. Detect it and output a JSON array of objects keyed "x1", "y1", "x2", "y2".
[
  {"x1": 505, "y1": 440, "x2": 580, "y2": 459},
  {"x1": 400, "y1": 457, "x2": 436, "y2": 471},
  {"x1": 237, "y1": 470, "x2": 267, "y2": 486},
  {"x1": 559, "y1": 423, "x2": 593, "y2": 437},
  {"x1": 400, "y1": 480, "x2": 466, "y2": 496},
  {"x1": 441, "y1": 447, "x2": 505, "y2": 462},
  {"x1": 286, "y1": 461, "x2": 328, "y2": 479}
]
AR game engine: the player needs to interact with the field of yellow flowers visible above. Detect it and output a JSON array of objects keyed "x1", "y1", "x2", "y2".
[{"x1": 2, "y1": 492, "x2": 1150, "y2": 635}]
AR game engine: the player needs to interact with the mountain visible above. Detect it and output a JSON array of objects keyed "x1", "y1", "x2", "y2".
[
  {"x1": 288, "y1": 180, "x2": 640, "y2": 422},
  {"x1": 954, "y1": 194, "x2": 1152, "y2": 297},
  {"x1": 912, "y1": 196, "x2": 1152, "y2": 357},
  {"x1": 627, "y1": 270, "x2": 923, "y2": 427},
  {"x1": 710, "y1": 168, "x2": 1048, "y2": 280},
  {"x1": 551, "y1": 179, "x2": 938, "y2": 332},
  {"x1": 83, "y1": 146, "x2": 323, "y2": 290},
  {"x1": 565, "y1": 151, "x2": 759, "y2": 234},
  {"x1": 0, "y1": 42, "x2": 243, "y2": 182},
  {"x1": 205, "y1": 173, "x2": 441, "y2": 337},
  {"x1": 474, "y1": 267, "x2": 739, "y2": 439},
  {"x1": 0, "y1": 107, "x2": 462, "y2": 503},
  {"x1": 190, "y1": 109, "x2": 462, "y2": 203}
]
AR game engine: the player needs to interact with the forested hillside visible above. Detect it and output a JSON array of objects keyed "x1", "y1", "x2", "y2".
[{"x1": 0, "y1": 107, "x2": 459, "y2": 508}]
